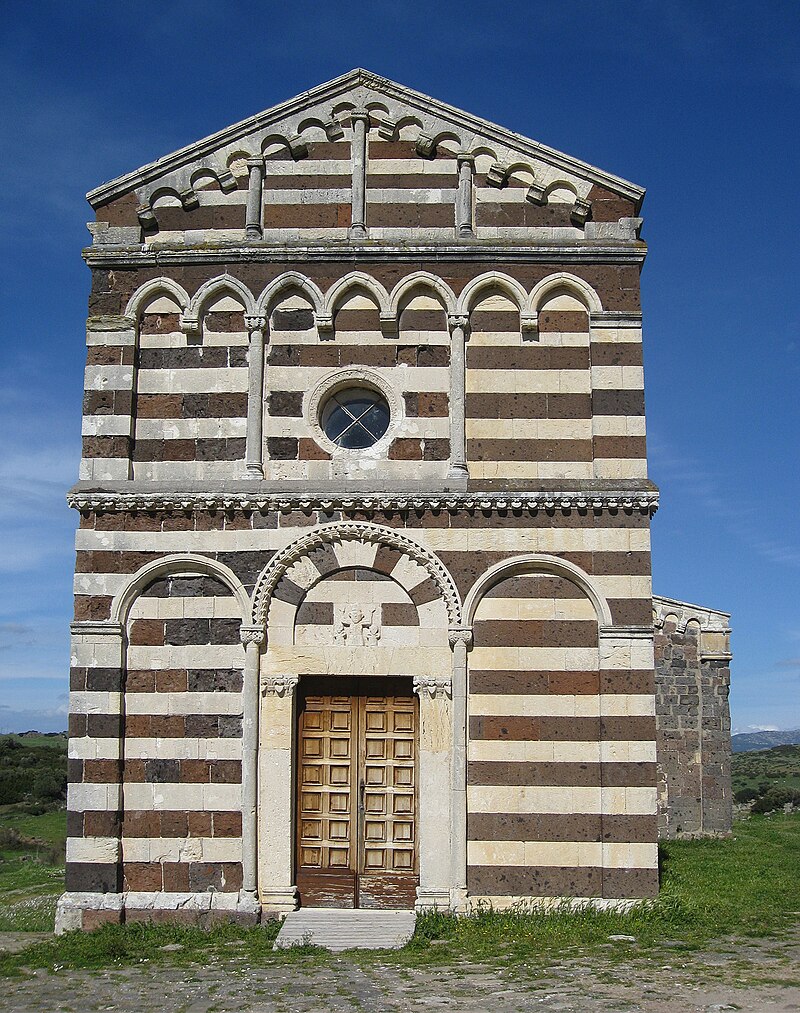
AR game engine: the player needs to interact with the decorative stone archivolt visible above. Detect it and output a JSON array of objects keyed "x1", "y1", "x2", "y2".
[
  {"x1": 463, "y1": 552, "x2": 613, "y2": 628},
  {"x1": 186, "y1": 274, "x2": 257, "y2": 320},
  {"x1": 413, "y1": 675, "x2": 452, "y2": 698},
  {"x1": 251, "y1": 521, "x2": 462, "y2": 628},
  {"x1": 109, "y1": 553, "x2": 253, "y2": 626},
  {"x1": 124, "y1": 277, "x2": 191, "y2": 319},
  {"x1": 527, "y1": 272, "x2": 603, "y2": 315}
]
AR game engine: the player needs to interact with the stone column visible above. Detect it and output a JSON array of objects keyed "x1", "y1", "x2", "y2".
[
  {"x1": 447, "y1": 314, "x2": 470, "y2": 483},
  {"x1": 239, "y1": 625, "x2": 265, "y2": 896},
  {"x1": 258, "y1": 674, "x2": 300, "y2": 914},
  {"x1": 245, "y1": 157, "x2": 264, "y2": 240},
  {"x1": 413, "y1": 675, "x2": 453, "y2": 910},
  {"x1": 456, "y1": 153, "x2": 475, "y2": 237},
  {"x1": 244, "y1": 314, "x2": 267, "y2": 479},
  {"x1": 349, "y1": 110, "x2": 370, "y2": 239},
  {"x1": 448, "y1": 627, "x2": 472, "y2": 908}
]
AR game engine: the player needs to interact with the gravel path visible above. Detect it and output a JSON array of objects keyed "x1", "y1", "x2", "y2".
[{"x1": 1, "y1": 930, "x2": 798, "y2": 1011}]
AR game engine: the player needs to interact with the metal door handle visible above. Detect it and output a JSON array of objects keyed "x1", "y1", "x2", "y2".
[{"x1": 359, "y1": 778, "x2": 365, "y2": 812}]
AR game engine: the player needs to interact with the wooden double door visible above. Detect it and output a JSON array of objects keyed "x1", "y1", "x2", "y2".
[{"x1": 296, "y1": 677, "x2": 418, "y2": 909}]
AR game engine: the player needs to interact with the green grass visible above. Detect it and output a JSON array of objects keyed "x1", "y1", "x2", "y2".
[
  {"x1": 0, "y1": 812, "x2": 797, "y2": 976},
  {"x1": 732, "y1": 744, "x2": 800, "y2": 801},
  {"x1": 0, "y1": 808, "x2": 66, "y2": 931}
]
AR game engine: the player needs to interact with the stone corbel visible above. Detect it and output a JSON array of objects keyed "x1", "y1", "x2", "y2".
[
  {"x1": 413, "y1": 675, "x2": 452, "y2": 699},
  {"x1": 521, "y1": 312, "x2": 539, "y2": 340},
  {"x1": 180, "y1": 314, "x2": 200, "y2": 336},
  {"x1": 287, "y1": 134, "x2": 308, "y2": 160},
  {"x1": 571, "y1": 196, "x2": 592, "y2": 225},
  {"x1": 136, "y1": 204, "x2": 157, "y2": 229},
  {"x1": 485, "y1": 162, "x2": 510, "y2": 188},
  {"x1": 415, "y1": 131, "x2": 436, "y2": 157},
  {"x1": 216, "y1": 169, "x2": 238, "y2": 193},
  {"x1": 525, "y1": 182, "x2": 547, "y2": 205},
  {"x1": 324, "y1": 119, "x2": 345, "y2": 141},
  {"x1": 377, "y1": 116, "x2": 399, "y2": 140},
  {"x1": 379, "y1": 313, "x2": 398, "y2": 338},
  {"x1": 262, "y1": 675, "x2": 300, "y2": 698},
  {"x1": 315, "y1": 314, "x2": 334, "y2": 339},
  {"x1": 179, "y1": 189, "x2": 200, "y2": 211}
]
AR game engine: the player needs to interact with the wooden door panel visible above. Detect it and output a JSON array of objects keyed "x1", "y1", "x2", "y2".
[
  {"x1": 296, "y1": 692, "x2": 356, "y2": 907},
  {"x1": 296, "y1": 679, "x2": 419, "y2": 910}
]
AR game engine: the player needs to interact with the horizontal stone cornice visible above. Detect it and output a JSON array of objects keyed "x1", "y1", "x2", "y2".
[
  {"x1": 67, "y1": 482, "x2": 659, "y2": 517},
  {"x1": 82, "y1": 242, "x2": 648, "y2": 268}
]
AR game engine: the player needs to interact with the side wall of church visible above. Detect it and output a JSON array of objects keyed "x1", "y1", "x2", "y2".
[{"x1": 653, "y1": 597, "x2": 732, "y2": 838}]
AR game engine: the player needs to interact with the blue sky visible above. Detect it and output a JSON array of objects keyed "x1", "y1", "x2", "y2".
[{"x1": 0, "y1": 2, "x2": 798, "y2": 733}]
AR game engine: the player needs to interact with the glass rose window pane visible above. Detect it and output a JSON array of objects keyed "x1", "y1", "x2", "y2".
[{"x1": 321, "y1": 387, "x2": 390, "y2": 448}]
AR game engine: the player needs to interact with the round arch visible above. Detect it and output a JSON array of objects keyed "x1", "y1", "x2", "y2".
[
  {"x1": 187, "y1": 274, "x2": 257, "y2": 318},
  {"x1": 388, "y1": 271, "x2": 456, "y2": 317},
  {"x1": 256, "y1": 271, "x2": 324, "y2": 317},
  {"x1": 463, "y1": 553, "x2": 613, "y2": 628},
  {"x1": 526, "y1": 272, "x2": 603, "y2": 316},
  {"x1": 125, "y1": 277, "x2": 191, "y2": 319},
  {"x1": 110, "y1": 553, "x2": 252, "y2": 627},
  {"x1": 251, "y1": 521, "x2": 462, "y2": 628},
  {"x1": 321, "y1": 272, "x2": 391, "y2": 318},
  {"x1": 455, "y1": 271, "x2": 528, "y2": 316}
]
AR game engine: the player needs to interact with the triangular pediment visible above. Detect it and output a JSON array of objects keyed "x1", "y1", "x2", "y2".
[{"x1": 87, "y1": 68, "x2": 644, "y2": 213}]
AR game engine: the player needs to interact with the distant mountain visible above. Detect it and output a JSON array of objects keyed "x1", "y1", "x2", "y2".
[{"x1": 732, "y1": 729, "x2": 800, "y2": 753}]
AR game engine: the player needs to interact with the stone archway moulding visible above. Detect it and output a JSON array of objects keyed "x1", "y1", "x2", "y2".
[
  {"x1": 110, "y1": 553, "x2": 253, "y2": 626},
  {"x1": 251, "y1": 521, "x2": 462, "y2": 628},
  {"x1": 463, "y1": 552, "x2": 613, "y2": 628},
  {"x1": 122, "y1": 269, "x2": 606, "y2": 339}
]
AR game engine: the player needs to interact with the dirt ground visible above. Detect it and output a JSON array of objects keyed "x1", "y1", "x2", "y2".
[{"x1": 0, "y1": 929, "x2": 799, "y2": 1012}]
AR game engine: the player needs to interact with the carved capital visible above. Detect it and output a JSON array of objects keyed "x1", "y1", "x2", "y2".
[
  {"x1": 456, "y1": 151, "x2": 475, "y2": 167},
  {"x1": 240, "y1": 625, "x2": 265, "y2": 647},
  {"x1": 448, "y1": 627, "x2": 473, "y2": 650},
  {"x1": 350, "y1": 108, "x2": 371, "y2": 125},
  {"x1": 413, "y1": 675, "x2": 452, "y2": 699},
  {"x1": 448, "y1": 313, "x2": 470, "y2": 334},
  {"x1": 246, "y1": 156, "x2": 265, "y2": 170},
  {"x1": 262, "y1": 674, "x2": 299, "y2": 697},
  {"x1": 244, "y1": 314, "x2": 267, "y2": 333}
]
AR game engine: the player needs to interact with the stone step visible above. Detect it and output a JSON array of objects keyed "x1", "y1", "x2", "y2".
[{"x1": 273, "y1": 908, "x2": 417, "y2": 952}]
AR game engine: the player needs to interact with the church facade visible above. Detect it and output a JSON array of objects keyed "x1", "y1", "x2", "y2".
[{"x1": 58, "y1": 70, "x2": 731, "y2": 931}]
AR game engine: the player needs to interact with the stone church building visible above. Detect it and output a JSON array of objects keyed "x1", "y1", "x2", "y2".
[{"x1": 58, "y1": 70, "x2": 731, "y2": 931}]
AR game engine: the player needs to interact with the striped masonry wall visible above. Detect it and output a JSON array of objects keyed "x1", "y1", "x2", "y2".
[
  {"x1": 467, "y1": 572, "x2": 658, "y2": 900},
  {"x1": 67, "y1": 573, "x2": 245, "y2": 898}
]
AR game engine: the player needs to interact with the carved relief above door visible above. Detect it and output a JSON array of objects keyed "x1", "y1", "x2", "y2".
[{"x1": 295, "y1": 677, "x2": 418, "y2": 909}]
